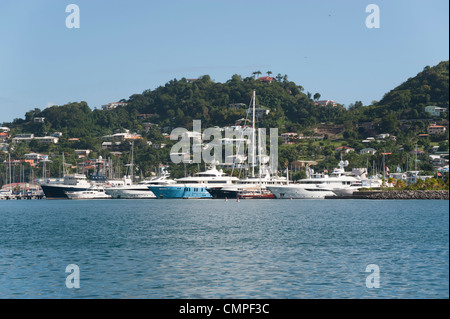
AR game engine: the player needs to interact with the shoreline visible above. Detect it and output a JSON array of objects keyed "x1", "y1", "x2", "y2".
[
  {"x1": 1, "y1": 190, "x2": 449, "y2": 200},
  {"x1": 329, "y1": 190, "x2": 449, "y2": 200}
]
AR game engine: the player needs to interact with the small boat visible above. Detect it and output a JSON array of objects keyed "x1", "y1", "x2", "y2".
[
  {"x1": 237, "y1": 188, "x2": 276, "y2": 199},
  {"x1": 65, "y1": 187, "x2": 112, "y2": 200}
]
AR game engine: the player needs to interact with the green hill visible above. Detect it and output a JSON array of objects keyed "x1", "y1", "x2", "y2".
[
  {"x1": 1, "y1": 62, "x2": 448, "y2": 181},
  {"x1": 7, "y1": 61, "x2": 448, "y2": 140},
  {"x1": 379, "y1": 61, "x2": 449, "y2": 111},
  {"x1": 346, "y1": 61, "x2": 449, "y2": 124}
]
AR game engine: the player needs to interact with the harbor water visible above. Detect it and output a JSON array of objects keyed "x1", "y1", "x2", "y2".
[{"x1": 0, "y1": 199, "x2": 448, "y2": 298}]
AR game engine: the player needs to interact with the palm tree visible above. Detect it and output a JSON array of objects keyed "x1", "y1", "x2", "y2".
[{"x1": 266, "y1": 71, "x2": 272, "y2": 77}]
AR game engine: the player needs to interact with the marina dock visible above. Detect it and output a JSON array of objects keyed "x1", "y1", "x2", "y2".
[
  {"x1": 0, "y1": 194, "x2": 45, "y2": 200},
  {"x1": 326, "y1": 190, "x2": 449, "y2": 200}
]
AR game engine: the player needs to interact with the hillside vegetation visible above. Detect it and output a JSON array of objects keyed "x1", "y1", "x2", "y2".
[{"x1": 1, "y1": 62, "x2": 448, "y2": 181}]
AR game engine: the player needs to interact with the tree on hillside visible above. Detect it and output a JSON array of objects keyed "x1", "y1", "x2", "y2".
[{"x1": 252, "y1": 71, "x2": 262, "y2": 79}]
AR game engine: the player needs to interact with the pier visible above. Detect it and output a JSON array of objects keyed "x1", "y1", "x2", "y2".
[
  {"x1": 0, "y1": 194, "x2": 45, "y2": 200},
  {"x1": 326, "y1": 190, "x2": 449, "y2": 200}
]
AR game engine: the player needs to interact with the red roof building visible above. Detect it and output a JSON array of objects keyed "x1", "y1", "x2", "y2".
[
  {"x1": 427, "y1": 125, "x2": 447, "y2": 135},
  {"x1": 258, "y1": 76, "x2": 275, "y2": 83},
  {"x1": 0, "y1": 132, "x2": 8, "y2": 141}
]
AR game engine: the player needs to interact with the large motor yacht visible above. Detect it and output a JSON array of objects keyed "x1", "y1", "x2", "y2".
[
  {"x1": 148, "y1": 163, "x2": 239, "y2": 199},
  {"x1": 40, "y1": 174, "x2": 93, "y2": 199},
  {"x1": 267, "y1": 161, "x2": 364, "y2": 199}
]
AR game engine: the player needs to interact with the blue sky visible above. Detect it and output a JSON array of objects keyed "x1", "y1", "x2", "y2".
[{"x1": 0, "y1": 0, "x2": 448, "y2": 123}]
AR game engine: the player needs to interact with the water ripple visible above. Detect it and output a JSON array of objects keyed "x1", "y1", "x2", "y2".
[{"x1": 0, "y1": 199, "x2": 448, "y2": 298}]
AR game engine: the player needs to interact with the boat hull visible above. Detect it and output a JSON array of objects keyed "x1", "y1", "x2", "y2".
[
  {"x1": 207, "y1": 188, "x2": 275, "y2": 199},
  {"x1": 331, "y1": 187, "x2": 360, "y2": 196},
  {"x1": 149, "y1": 185, "x2": 212, "y2": 199},
  {"x1": 66, "y1": 194, "x2": 111, "y2": 200},
  {"x1": 239, "y1": 193, "x2": 275, "y2": 199},
  {"x1": 207, "y1": 188, "x2": 238, "y2": 199},
  {"x1": 41, "y1": 185, "x2": 90, "y2": 199},
  {"x1": 105, "y1": 188, "x2": 156, "y2": 199},
  {"x1": 267, "y1": 185, "x2": 336, "y2": 199}
]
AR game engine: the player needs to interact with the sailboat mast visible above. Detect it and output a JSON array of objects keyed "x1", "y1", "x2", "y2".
[
  {"x1": 62, "y1": 152, "x2": 66, "y2": 176},
  {"x1": 252, "y1": 90, "x2": 256, "y2": 178},
  {"x1": 131, "y1": 141, "x2": 134, "y2": 183},
  {"x1": 258, "y1": 124, "x2": 262, "y2": 178},
  {"x1": 286, "y1": 165, "x2": 289, "y2": 185},
  {"x1": 8, "y1": 153, "x2": 11, "y2": 193},
  {"x1": 414, "y1": 144, "x2": 418, "y2": 183}
]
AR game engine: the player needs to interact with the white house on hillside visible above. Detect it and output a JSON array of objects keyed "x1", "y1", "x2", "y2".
[
  {"x1": 360, "y1": 148, "x2": 377, "y2": 155},
  {"x1": 425, "y1": 106, "x2": 447, "y2": 117},
  {"x1": 101, "y1": 102, "x2": 128, "y2": 111}
]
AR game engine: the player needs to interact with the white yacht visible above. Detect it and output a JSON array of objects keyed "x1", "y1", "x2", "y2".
[
  {"x1": 207, "y1": 167, "x2": 288, "y2": 199},
  {"x1": 267, "y1": 161, "x2": 363, "y2": 199},
  {"x1": 65, "y1": 187, "x2": 112, "y2": 200},
  {"x1": 330, "y1": 180, "x2": 364, "y2": 196},
  {"x1": 0, "y1": 189, "x2": 12, "y2": 199},
  {"x1": 148, "y1": 163, "x2": 239, "y2": 199},
  {"x1": 105, "y1": 168, "x2": 175, "y2": 199}
]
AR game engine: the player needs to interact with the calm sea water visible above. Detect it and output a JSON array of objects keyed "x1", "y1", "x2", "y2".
[{"x1": 0, "y1": 199, "x2": 448, "y2": 299}]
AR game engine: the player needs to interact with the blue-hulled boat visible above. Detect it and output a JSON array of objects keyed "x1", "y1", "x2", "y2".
[{"x1": 148, "y1": 164, "x2": 239, "y2": 199}]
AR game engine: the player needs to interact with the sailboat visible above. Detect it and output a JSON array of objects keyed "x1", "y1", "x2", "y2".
[
  {"x1": 207, "y1": 90, "x2": 287, "y2": 199},
  {"x1": 0, "y1": 154, "x2": 13, "y2": 198}
]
